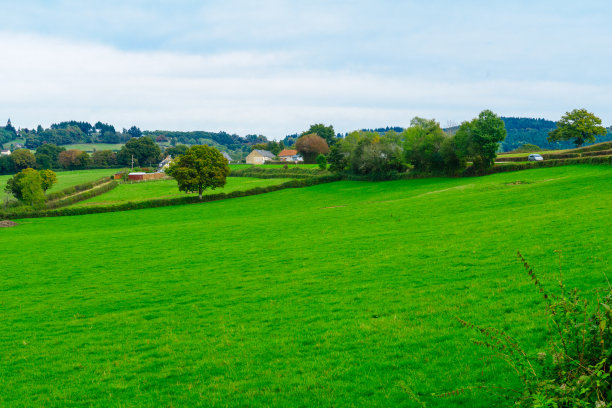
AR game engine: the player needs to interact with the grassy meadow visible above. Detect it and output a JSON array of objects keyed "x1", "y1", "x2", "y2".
[
  {"x1": 74, "y1": 177, "x2": 293, "y2": 206},
  {"x1": 63, "y1": 143, "x2": 124, "y2": 152},
  {"x1": 229, "y1": 163, "x2": 320, "y2": 170},
  {"x1": 1, "y1": 165, "x2": 612, "y2": 406}
]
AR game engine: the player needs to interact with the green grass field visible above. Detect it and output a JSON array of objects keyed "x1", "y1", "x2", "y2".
[
  {"x1": 498, "y1": 149, "x2": 564, "y2": 157},
  {"x1": 2, "y1": 165, "x2": 612, "y2": 406},
  {"x1": 62, "y1": 143, "x2": 124, "y2": 152},
  {"x1": 1, "y1": 168, "x2": 119, "y2": 200},
  {"x1": 229, "y1": 163, "x2": 320, "y2": 170},
  {"x1": 75, "y1": 177, "x2": 293, "y2": 206},
  {"x1": 1, "y1": 138, "x2": 25, "y2": 150}
]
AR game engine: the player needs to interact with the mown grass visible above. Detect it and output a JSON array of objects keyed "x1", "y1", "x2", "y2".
[
  {"x1": 1, "y1": 165, "x2": 611, "y2": 407},
  {"x1": 63, "y1": 143, "x2": 124, "y2": 152},
  {"x1": 229, "y1": 163, "x2": 320, "y2": 170},
  {"x1": 74, "y1": 177, "x2": 293, "y2": 206},
  {"x1": 498, "y1": 149, "x2": 564, "y2": 157},
  {"x1": 1, "y1": 168, "x2": 118, "y2": 200}
]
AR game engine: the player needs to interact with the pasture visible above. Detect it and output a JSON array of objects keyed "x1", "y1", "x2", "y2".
[
  {"x1": 229, "y1": 163, "x2": 320, "y2": 170},
  {"x1": 74, "y1": 177, "x2": 293, "y2": 206},
  {"x1": 63, "y1": 143, "x2": 124, "y2": 152},
  {"x1": 1, "y1": 165, "x2": 611, "y2": 406}
]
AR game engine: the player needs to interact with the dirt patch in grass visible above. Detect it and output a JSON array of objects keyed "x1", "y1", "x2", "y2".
[
  {"x1": 0, "y1": 220, "x2": 18, "y2": 228},
  {"x1": 505, "y1": 180, "x2": 532, "y2": 185}
]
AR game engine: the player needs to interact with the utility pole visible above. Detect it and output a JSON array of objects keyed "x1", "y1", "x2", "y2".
[{"x1": 131, "y1": 154, "x2": 134, "y2": 170}]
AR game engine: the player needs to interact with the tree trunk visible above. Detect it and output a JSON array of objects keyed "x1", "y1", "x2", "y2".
[{"x1": 199, "y1": 185, "x2": 203, "y2": 200}]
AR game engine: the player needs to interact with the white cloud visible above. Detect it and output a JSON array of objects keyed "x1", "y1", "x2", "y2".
[{"x1": 1, "y1": 32, "x2": 610, "y2": 139}]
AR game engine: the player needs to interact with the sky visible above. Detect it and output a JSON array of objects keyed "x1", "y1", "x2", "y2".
[{"x1": 1, "y1": 0, "x2": 610, "y2": 139}]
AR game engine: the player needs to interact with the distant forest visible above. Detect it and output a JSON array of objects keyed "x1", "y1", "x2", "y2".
[
  {"x1": 2, "y1": 117, "x2": 611, "y2": 154},
  {"x1": 499, "y1": 117, "x2": 612, "y2": 151}
]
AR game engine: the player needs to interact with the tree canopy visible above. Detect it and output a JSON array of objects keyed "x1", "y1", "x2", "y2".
[
  {"x1": 455, "y1": 110, "x2": 507, "y2": 170},
  {"x1": 166, "y1": 145, "x2": 230, "y2": 199},
  {"x1": 11, "y1": 149, "x2": 37, "y2": 170},
  {"x1": 296, "y1": 133, "x2": 329, "y2": 163},
  {"x1": 302, "y1": 124, "x2": 336, "y2": 146},
  {"x1": 547, "y1": 109, "x2": 607, "y2": 147},
  {"x1": 117, "y1": 136, "x2": 161, "y2": 167},
  {"x1": 5, "y1": 168, "x2": 46, "y2": 207}
]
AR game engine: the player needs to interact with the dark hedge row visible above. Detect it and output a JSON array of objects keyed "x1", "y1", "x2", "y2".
[
  {"x1": 45, "y1": 180, "x2": 118, "y2": 209},
  {"x1": 46, "y1": 176, "x2": 112, "y2": 202},
  {"x1": 229, "y1": 167, "x2": 330, "y2": 179},
  {"x1": 478, "y1": 155, "x2": 612, "y2": 176},
  {"x1": 496, "y1": 152, "x2": 581, "y2": 162},
  {"x1": 1, "y1": 174, "x2": 342, "y2": 220}
]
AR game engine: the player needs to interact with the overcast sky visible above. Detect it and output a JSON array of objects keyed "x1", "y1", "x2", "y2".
[{"x1": 1, "y1": 1, "x2": 610, "y2": 139}]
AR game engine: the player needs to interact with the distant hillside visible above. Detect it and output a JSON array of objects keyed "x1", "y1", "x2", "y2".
[{"x1": 500, "y1": 117, "x2": 612, "y2": 152}]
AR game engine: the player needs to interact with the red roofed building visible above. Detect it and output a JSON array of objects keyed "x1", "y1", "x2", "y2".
[{"x1": 278, "y1": 149, "x2": 303, "y2": 162}]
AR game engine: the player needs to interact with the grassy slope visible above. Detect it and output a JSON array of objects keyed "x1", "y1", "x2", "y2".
[
  {"x1": 229, "y1": 164, "x2": 320, "y2": 170},
  {"x1": 74, "y1": 177, "x2": 293, "y2": 206},
  {"x1": 1, "y1": 168, "x2": 118, "y2": 200},
  {"x1": 2, "y1": 165, "x2": 612, "y2": 407},
  {"x1": 63, "y1": 143, "x2": 124, "y2": 152}
]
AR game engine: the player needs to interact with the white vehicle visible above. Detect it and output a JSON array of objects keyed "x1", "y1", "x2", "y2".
[{"x1": 527, "y1": 154, "x2": 544, "y2": 161}]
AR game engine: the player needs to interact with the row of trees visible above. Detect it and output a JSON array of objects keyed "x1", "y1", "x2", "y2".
[
  {"x1": 17, "y1": 122, "x2": 144, "y2": 149},
  {"x1": 0, "y1": 136, "x2": 166, "y2": 175},
  {"x1": 323, "y1": 110, "x2": 507, "y2": 177}
]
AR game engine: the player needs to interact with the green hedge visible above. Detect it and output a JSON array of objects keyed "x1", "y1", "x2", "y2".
[
  {"x1": 45, "y1": 180, "x2": 118, "y2": 209},
  {"x1": 479, "y1": 155, "x2": 612, "y2": 176},
  {"x1": 45, "y1": 176, "x2": 112, "y2": 202},
  {"x1": 1, "y1": 175, "x2": 341, "y2": 220},
  {"x1": 229, "y1": 167, "x2": 330, "y2": 179},
  {"x1": 496, "y1": 152, "x2": 581, "y2": 162}
]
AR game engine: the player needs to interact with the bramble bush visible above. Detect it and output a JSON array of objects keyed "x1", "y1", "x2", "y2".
[{"x1": 453, "y1": 252, "x2": 612, "y2": 407}]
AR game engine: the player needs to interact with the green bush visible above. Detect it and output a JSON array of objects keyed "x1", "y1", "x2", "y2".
[
  {"x1": 455, "y1": 252, "x2": 612, "y2": 407},
  {"x1": 229, "y1": 166, "x2": 330, "y2": 179}
]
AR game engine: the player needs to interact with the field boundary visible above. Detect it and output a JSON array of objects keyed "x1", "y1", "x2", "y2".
[
  {"x1": 0, "y1": 174, "x2": 341, "y2": 220},
  {"x1": 229, "y1": 166, "x2": 330, "y2": 179}
]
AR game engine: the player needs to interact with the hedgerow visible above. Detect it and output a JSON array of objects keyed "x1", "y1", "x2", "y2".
[
  {"x1": 0, "y1": 174, "x2": 341, "y2": 220},
  {"x1": 45, "y1": 180, "x2": 118, "y2": 209},
  {"x1": 45, "y1": 176, "x2": 112, "y2": 201},
  {"x1": 229, "y1": 166, "x2": 330, "y2": 179}
]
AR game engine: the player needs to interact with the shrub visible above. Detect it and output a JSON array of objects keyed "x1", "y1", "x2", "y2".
[
  {"x1": 454, "y1": 252, "x2": 612, "y2": 407},
  {"x1": 316, "y1": 154, "x2": 327, "y2": 170}
]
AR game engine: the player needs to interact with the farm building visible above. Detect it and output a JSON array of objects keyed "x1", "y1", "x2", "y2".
[
  {"x1": 128, "y1": 172, "x2": 166, "y2": 181},
  {"x1": 278, "y1": 149, "x2": 303, "y2": 162},
  {"x1": 246, "y1": 149, "x2": 276, "y2": 164}
]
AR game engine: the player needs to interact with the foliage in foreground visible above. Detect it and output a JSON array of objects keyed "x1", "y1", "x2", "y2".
[{"x1": 457, "y1": 252, "x2": 612, "y2": 407}]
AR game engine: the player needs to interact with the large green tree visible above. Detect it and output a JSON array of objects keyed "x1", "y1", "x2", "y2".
[
  {"x1": 5, "y1": 168, "x2": 45, "y2": 207},
  {"x1": 11, "y1": 149, "x2": 36, "y2": 170},
  {"x1": 547, "y1": 109, "x2": 607, "y2": 147},
  {"x1": 35, "y1": 143, "x2": 65, "y2": 169},
  {"x1": 302, "y1": 124, "x2": 336, "y2": 145},
  {"x1": 39, "y1": 169, "x2": 57, "y2": 192},
  {"x1": 166, "y1": 145, "x2": 230, "y2": 199},
  {"x1": 118, "y1": 136, "x2": 161, "y2": 167},
  {"x1": 403, "y1": 117, "x2": 447, "y2": 172},
  {"x1": 455, "y1": 110, "x2": 507, "y2": 170}
]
